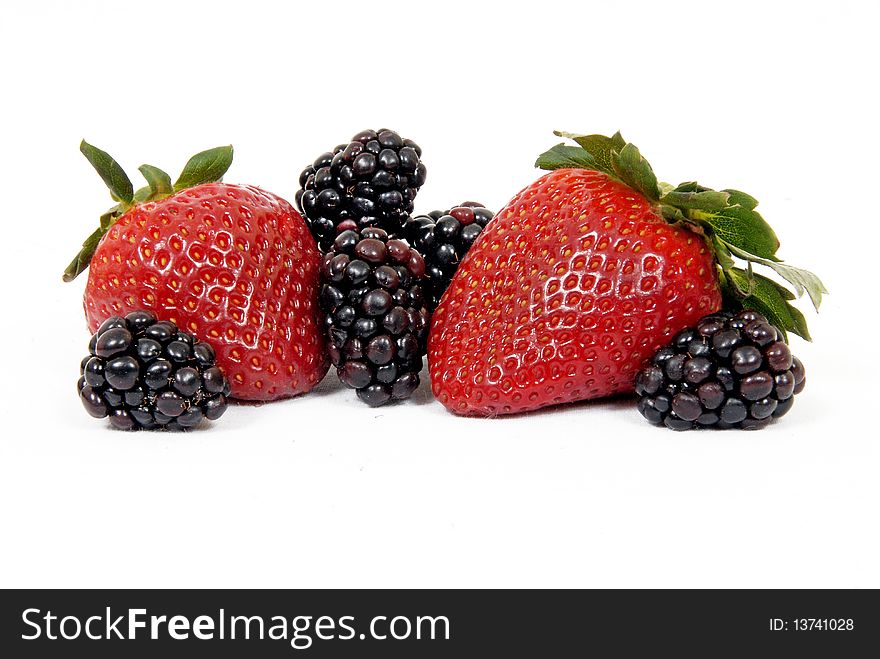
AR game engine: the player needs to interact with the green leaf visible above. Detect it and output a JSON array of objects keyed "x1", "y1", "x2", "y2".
[
  {"x1": 662, "y1": 189, "x2": 731, "y2": 212},
  {"x1": 553, "y1": 131, "x2": 621, "y2": 176},
  {"x1": 755, "y1": 271, "x2": 797, "y2": 301},
  {"x1": 612, "y1": 142, "x2": 660, "y2": 201},
  {"x1": 133, "y1": 165, "x2": 173, "y2": 203},
  {"x1": 694, "y1": 205, "x2": 780, "y2": 259},
  {"x1": 671, "y1": 181, "x2": 713, "y2": 194},
  {"x1": 725, "y1": 265, "x2": 756, "y2": 297},
  {"x1": 740, "y1": 296, "x2": 797, "y2": 340},
  {"x1": 139, "y1": 164, "x2": 173, "y2": 198},
  {"x1": 174, "y1": 145, "x2": 233, "y2": 191},
  {"x1": 726, "y1": 242, "x2": 828, "y2": 311},
  {"x1": 723, "y1": 268, "x2": 811, "y2": 341},
  {"x1": 658, "y1": 182, "x2": 676, "y2": 197},
  {"x1": 731, "y1": 268, "x2": 798, "y2": 303},
  {"x1": 99, "y1": 206, "x2": 122, "y2": 230},
  {"x1": 670, "y1": 184, "x2": 759, "y2": 211},
  {"x1": 535, "y1": 143, "x2": 600, "y2": 171},
  {"x1": 660, "y1": 204, "x2": 687, "y2": 223},
  {"x1": 722, "y1": 188, "x2": 758, "y2": 210},
  {"x1": 784, "y1": 303, "x2": 810, "y2": 341},
  {"x1": 80, "y1": 140, "x2": 133, "y2": 204},
  {"x1": 62, "y1": 205, "x2": 123, "y2": 281},
  {"x1": 712, "y1": 236, "x2": 735, "y2": 270},
  {"x1": 62, "y1": 227, "x2": 105, "y2": 282},
  {"x1": 744, "y1": 292, "x2": 809, "y2": 342}
]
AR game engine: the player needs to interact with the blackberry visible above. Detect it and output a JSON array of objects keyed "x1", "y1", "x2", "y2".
[
  {"x1": 319, "y1": 228, "x2": 430, "y2": 406},
  {"x1": 78, "y1": 311, "x2": 231, "y2": 430},
  {"x1": 296, "y1": 129, "x2": 427, "y2": 251},
  {"x1": 403, "y1": 202, "x2": 494, "y2": 310},
  {"x1": 634, "y1": 309, "x2": 806, "y2": 431}
]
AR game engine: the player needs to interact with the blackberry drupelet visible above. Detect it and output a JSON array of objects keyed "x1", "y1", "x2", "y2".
[
  {"x1": 319, "y1": 228, "x2": 430, "y2": 406},
  {"x1": 403, "y1": 202, "x2": 494, "y2": 310},
  {"x1": 296, "y1": 129, "x2": 427, "y2": 251},
  {"x1": 634, "y1": 309, "x2": 806, "y2": 430},
  {"x1": 78, "y1": 311, "x2": 231, "y2": 430}
]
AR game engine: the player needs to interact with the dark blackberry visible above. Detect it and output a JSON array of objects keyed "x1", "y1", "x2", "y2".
[
  {"x1": 319, "y1": 228, "x2": 430, "y2": 406},
  {"x1": 296, "y1": 129, "x2": 427, "y2": 251},
  {"x1": 403, "y1": 202, "x2": 494, "y2": 309},
  {"x1": 634, "y1": 309, "x2": 806, "y2": 430},
  {"x1": 78, "y1": 311, "x2": 231, "y2": 430}
]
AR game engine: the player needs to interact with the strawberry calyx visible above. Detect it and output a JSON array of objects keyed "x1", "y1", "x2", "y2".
[
  {"x1": 62, "y1": 141, "x2": 234, "y2": 282},
  {"x1": 536, "y1": 132, "x2": 827, "y2": 341}
]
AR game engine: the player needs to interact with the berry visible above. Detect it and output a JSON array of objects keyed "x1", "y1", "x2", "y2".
[
  {"x1": 78, "y1": 311, "x2": 231, "y2": 430},
  {"x1": 428, "y1": 131, "x2": 824, "y2": 416},
  {"x1": 403, "y1": 202, "x2": 494, "y2": 310},
  {"x1": 296, "y1": 129, "x2": 427, "y2": 251},
  {"x1": 319, "y1": 228, "x2": 430, "y2": 406},
  {"x1": 63, "y1": 142, "x2": 329, "y2": 401},
  {"x1": 634, "y1": 310, "x2": 806, "y2": 430},
  {"x1": 428, "y1": 169, "x2": 720, "y2": 416}
]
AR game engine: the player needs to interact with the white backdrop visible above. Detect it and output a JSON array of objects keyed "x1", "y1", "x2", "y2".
[{"x1": 0, "y1": 0, "x2": 876, "y2": 588}]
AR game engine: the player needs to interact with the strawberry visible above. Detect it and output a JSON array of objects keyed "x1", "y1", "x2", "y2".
[
  {"x1": 64, "y1": 142, "x2": 329, "y2": 401},
  {"x1": 429, "y1": 131, "x2": 826, "y2": 416}
]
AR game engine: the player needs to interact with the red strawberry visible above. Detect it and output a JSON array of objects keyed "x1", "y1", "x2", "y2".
[
  {"x1": 64, "y1": 142, "x2": 329, "y2": 401},
  {"x1": 429, "y1": 131, "x2": 825, "y2": 416}
]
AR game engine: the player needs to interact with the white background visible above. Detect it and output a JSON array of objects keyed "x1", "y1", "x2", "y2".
[{"x1": 0, "y1": 0, "x2": 877, "y2": 588}]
